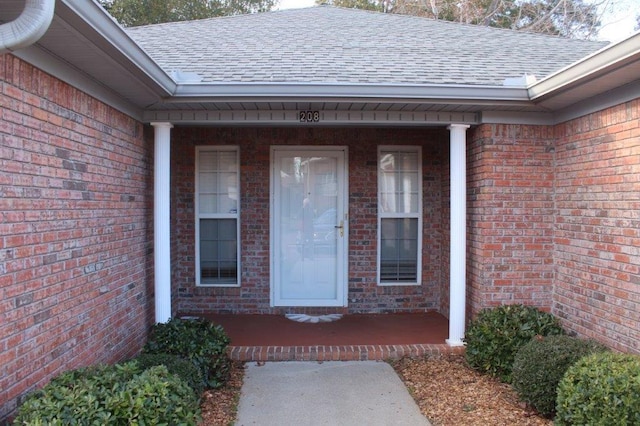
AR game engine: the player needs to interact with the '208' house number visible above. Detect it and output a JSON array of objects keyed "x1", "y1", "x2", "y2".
[{"x1": 299, "y1": 111, "x2": 320, "y2": 123}]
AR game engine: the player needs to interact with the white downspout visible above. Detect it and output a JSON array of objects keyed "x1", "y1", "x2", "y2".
[{"x1": 0, "y1": 0, "x2": 55, "y2": 55}]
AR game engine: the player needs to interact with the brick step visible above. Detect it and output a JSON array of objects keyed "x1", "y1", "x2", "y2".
[{"x1": 228, "y1": 344, "x2": 464, "y2": 362}]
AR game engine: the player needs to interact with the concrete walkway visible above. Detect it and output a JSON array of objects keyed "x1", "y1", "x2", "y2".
[{"x1": 235, "y1": 361, "x2": 431, "y2": 426}]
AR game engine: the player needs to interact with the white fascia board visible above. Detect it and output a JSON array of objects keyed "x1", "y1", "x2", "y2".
[
  {"x1": 60, "y1": 0, "x2": 176, "y2": 96},
  {"x1": 170, "y1": 82, "x2": 532, "y2": 105},
  {"x1": 529, "y1": 32, "x2": 640, "y2": 101},
  {"x1": 479, "y1": 111, "x2": 554, "y2": 125}
]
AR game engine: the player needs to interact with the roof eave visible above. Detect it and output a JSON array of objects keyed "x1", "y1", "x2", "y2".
[
  {"x1": 59, "y1": 0, "x2": 175, "y2": 96},
  {"x1": 529, "y1": 31, "x2": 640, "y2": 104}
]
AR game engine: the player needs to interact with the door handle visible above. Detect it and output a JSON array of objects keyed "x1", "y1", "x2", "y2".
[{"x1": 334, "y1": 220, "x2": 344, "y2": 237}]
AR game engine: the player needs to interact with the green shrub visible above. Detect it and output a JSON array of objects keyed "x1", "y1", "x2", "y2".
[
  {"x1": 135, "y1": 352, "x2": 204, "y2": 395},
  {"x1": 143, "y1": 317, "x2": 231, "y2": 389},
  {"x1": 556, "y1": 352, "x2": 640, "y2": 425},
  {"x1": 464, "y1": 304, "x2": 564, "y2": 382},
  {"x1": 511, "y1": 335, "x2": 608, "y2": 417},
  {"x1": 13, "y1": 362, "x2": 200, "y2": 425}
]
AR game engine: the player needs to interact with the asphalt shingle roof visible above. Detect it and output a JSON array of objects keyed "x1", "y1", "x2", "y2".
[{"x1": 126, "y1": 6, "x2": 608, "y2": 86}]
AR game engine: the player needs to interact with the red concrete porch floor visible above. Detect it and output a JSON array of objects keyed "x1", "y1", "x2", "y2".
[{"x1": 198, "y1": 312, "x2": 465, "y2": 362}]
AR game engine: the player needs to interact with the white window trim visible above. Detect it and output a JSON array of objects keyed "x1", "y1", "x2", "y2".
[
  {"x1": 195, "y1": 146, "x2": 241, "y2": 287},
  {"x1": 377, "y1": 145, "x2": 423, "y2": 286}
]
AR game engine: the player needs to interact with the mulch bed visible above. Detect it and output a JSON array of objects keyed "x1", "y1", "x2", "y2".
[
  {"x1": 391, "y1": 355, "x2": 552, "y2": 426},
  {"x1": 199, "y1": 356, "x2": 552, "y2": 426},
  {"x1": 199, "y1": 362, "x2": 244, "y2": 426}
]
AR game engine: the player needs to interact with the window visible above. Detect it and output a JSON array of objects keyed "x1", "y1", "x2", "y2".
[
  {"x1": 195, "y1": 146, "x2": 240, "y2": 286},
  {"x1": 378, "y1": 147, "x2": 422, "y2": 285}
]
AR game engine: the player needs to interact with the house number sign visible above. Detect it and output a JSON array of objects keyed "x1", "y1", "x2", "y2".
[{"x1": 299, "y1": 111, "x2": 320, "y2": 122}]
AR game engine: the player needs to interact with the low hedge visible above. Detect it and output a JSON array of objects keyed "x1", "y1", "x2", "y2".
[
  {"x1": 135, "y1": 352, "x2": 205, "y2": 395},
  {"x1": 464, "y1": 304, "x2": 564, "y2": 382},
  {"x1": 13, "y1": 362, "x2": 200, "y2": 425},
  {"x1": 511, "y1": 335, "x2": 608, "y2": 417},
  {"x1": 556, "y1": 351, "x2": 640, "y2": 425},
  {"x1": 143, "y1": 317, "x2": 232, "y2": 389}
]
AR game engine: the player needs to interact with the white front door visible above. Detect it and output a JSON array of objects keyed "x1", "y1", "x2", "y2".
[{"x1": 271, "y1": 147, "x2": 348, "y2": 307}]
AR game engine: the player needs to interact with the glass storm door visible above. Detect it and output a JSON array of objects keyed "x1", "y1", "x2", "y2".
[{"x1": 271, "y1": 147, "x2": 348, "y2": 307}]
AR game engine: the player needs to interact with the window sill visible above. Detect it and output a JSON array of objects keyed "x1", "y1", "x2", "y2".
[
  {"x1": 196, "y1": 283, "x2": 241, "y2": 288},
  {"x1": 377, "y1": 282, "x2": 422, "y2": 287}
]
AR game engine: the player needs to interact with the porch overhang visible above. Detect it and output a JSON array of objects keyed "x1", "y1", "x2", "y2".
[{"x1": 142, "y1": 82, "x2": 542, "y2": 126}]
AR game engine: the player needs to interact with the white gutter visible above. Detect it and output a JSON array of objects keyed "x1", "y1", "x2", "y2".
[
  {"x1": 170, "y1": 82, "x2": 533, "y2": 105},
  {"x1": 0, "y1": 0, "x2": 55, "y2": 54}
]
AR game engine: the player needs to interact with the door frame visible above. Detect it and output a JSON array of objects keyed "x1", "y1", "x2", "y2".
[{"x1": 269, "y1": 146, "x2": 349, "y2": 307}]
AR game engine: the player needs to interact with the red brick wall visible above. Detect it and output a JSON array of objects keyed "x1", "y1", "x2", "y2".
[
  {"x1": 467, "y1": 124, "x2": 556, "y2": 315},
  {"x1": 553, "y1": 100, "x2": 640, "y2": 353},
  {"x1": 170, "y1": 127, "x2": 449, "y2": 315},
  {"x1": 0, "y1": 55, "x2": 153, "y2": 420},
  {"x1": 466, "y1": 105, "x2": 640, "y2": 355}
]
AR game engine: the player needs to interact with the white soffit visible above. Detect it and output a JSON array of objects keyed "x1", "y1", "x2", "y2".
[{"x1": 553, "y1": 78, "x2": 640, "y2": 124}]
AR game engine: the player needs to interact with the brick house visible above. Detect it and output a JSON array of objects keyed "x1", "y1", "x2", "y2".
[{"x1": 1, "y1": 0, "x2": 639, "y2": 419}]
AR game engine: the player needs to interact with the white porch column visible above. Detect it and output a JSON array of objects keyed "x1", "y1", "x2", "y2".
[
  {"x1": 152, "y1": 122, "x2": 173, "y2": 324},
  {"x1": 447, "y1": 124, "x2": 470, "y2": 346}
]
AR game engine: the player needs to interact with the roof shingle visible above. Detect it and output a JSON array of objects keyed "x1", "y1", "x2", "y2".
[{"x1": 126, "y1": 6, "x2": 607, "y2": 86}]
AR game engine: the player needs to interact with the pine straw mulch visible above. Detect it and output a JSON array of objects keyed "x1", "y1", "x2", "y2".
[
  {"x1": 391, "y1": 354, "x2": 552, "y2": 426},
  {"x1": 199, "y1": 356, "x2": 552, "y2": 426},
  {"x1": 199, "y1": 361, "x2": 244, "y2": 426}
]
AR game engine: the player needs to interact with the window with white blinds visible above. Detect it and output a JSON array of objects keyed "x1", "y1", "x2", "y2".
[
  {"x1": 195, "y1": 146, "x2": 240, "y2": 286},
  {"x1": 378, "y1": 147, "x2": 422, "y2": 285}
]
